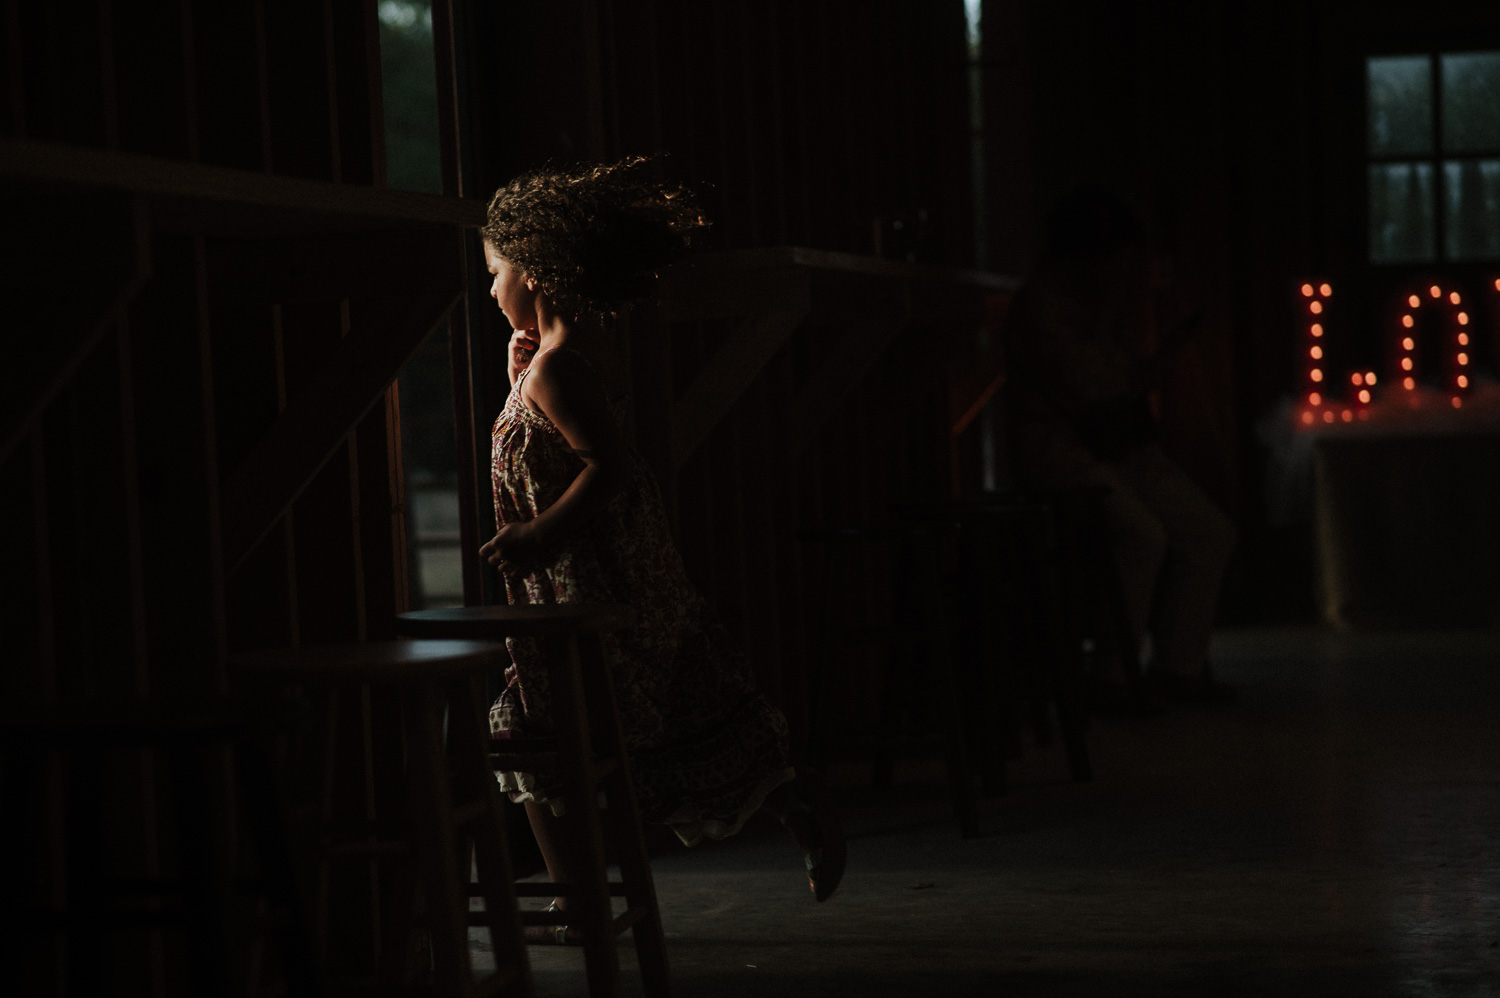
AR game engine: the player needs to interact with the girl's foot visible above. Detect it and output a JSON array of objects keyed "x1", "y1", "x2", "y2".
[
  {"x1": 524, "y1": 901, "x2": 580, "y2": 945},
  {"x1": 780, "y1": 794, "x2": 847, "y2": 902}
]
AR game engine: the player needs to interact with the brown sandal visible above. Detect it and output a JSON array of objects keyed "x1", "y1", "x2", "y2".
[{"x1": 524, "y1": 901, "x2": 579, "y2": 945}]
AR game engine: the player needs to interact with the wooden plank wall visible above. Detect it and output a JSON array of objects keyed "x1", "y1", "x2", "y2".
[{"x1": 1, "y1": 1, "x2": 468, "y2": 989}]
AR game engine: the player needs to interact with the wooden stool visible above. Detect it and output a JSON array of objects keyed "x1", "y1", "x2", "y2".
[
  {"x1": 230, "y1": 638, "x2": 531, "y2": 998},
  {"x1": 395, "y1": 604, "x2": 672, "y2": 998},
  {"x1": 1050, "y1": 485, "x2": 1146, "y2": 698},
  {"x1": 0, "y1": 696, "x2": 318, "y2": 997},
  {"x1": 800, "y1": 520, "x2": 981, "y2": 838},
  {"x1": 895, "y1": 496, "x2": 1093, "y2": 786}
]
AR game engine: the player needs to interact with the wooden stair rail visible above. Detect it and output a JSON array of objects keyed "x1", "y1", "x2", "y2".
[{"x1": 658, "y1": 246, "x2": 1017, "y2": 469}]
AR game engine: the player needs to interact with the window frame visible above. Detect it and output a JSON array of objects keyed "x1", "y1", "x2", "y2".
[
  {"x1": 1363, "y1": 45, "x2": 1500, "y2": 267},
  {"x1": 1335, "y1": 28, "x2": 1500, "y2": 390}
]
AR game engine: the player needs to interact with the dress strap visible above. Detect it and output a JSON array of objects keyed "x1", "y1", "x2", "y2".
[{"x1": 519, "y1": 348, "x2": 631, "y2": 411}]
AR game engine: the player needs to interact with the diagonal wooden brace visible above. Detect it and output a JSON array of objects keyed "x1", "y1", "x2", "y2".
[
  {"x1": 1, "y1": 196, "x2": 151, "y2": 466},
  {"x1": 221, "y1": 288, "x2": 460, "y2": 572}
]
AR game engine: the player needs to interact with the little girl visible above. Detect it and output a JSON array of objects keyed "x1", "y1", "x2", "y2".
[{"x1": 477, "y1": 159, "x2": 843, "y2": 940}]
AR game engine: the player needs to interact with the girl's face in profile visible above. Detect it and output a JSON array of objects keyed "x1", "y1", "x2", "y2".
[{"x1": 484, "y1": 241, "x2": 538, "y2": 331}]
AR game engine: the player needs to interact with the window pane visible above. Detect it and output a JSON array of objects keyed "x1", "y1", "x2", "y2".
[
  {"x1": 1368, "y1": 55, "x2": 1433, "y2": 157},
  {"x1": 1441, "y1": 52, "x2": 1500, "y2": 153},
  {"x1": 412, "y1": 487, "x2": 465, "y2": 606},
  {"x1": 1444, "y1": 158, "x2": 1500, "y2": 259},
  {"x1": 380, "y1": 0, "x2": 461, "y2": 608},
  {"x1": 1369, "y1": 162, "x2": 1435, "y2": 262},
  {"x1": 379, "y1": 0, "x2": 441, "y2": 194}
]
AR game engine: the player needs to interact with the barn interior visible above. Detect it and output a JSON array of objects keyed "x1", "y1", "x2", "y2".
[{"x1": 3, "y1": 1, "x2": 1498, "y2": 995}]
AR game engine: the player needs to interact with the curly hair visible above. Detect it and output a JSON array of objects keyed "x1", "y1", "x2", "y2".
[{"x1": 482, "y1": 157, "x2": 710, "y2": 319}]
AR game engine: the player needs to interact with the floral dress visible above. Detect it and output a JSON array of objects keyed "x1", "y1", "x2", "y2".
[{"x1": 488, "y1": 359, "x2": 793, "y2": 846}]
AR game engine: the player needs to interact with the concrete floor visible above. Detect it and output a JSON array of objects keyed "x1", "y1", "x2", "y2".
[{"x1": 478, "y1": 626, "x2": 1500, "y2": 997}]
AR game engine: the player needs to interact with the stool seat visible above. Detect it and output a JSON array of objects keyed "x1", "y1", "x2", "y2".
[
  {"x1": 229, "y1": 638, "x2": 532, "y2": 997},
  {"x1": 397, "y1": 603, "x2": 634, "y2": 639},
  {"x1": 232, "y1": 638, "x2": 509, "y2": 681}
]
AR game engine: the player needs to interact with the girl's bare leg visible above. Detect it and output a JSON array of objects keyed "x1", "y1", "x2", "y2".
[{"x1": 524, "y1": 801, "x2": 579, "y2": 910}]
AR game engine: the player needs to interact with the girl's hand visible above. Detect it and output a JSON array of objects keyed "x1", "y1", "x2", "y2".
[
  {"x1": 480, "y1": 521, "x2": 544, "y2": 577},
  {"x1": 507, "y1": 330, "x2": 540, "y2": 386}
]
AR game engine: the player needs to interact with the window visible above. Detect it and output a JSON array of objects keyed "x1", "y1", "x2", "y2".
[
  {"x1": 1367, "y1": 51, "x2": 1500, "y2": 263},
  {"x1": 965, "y1": 0, "x2": 986, "y2": 270},
  {"x1": 380, "y1": 0, "x2": 465, "y2": 608}
]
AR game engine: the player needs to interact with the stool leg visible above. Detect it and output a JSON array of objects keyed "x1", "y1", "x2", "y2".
[
  {"x1": 232, "y1": 726, "x2": 322, "y2": 997},
  {"x1": 59, "y1": 750, "x2": 107, "y2": 996},
  {"x1": 804, "y1": 542, "x2": 838, "y2": 775},
  {"x1": 405, "y1": 684, "x2": 474, "y2": 997},
  {"x1": 998, "y1": 521, "x2": 1034, "y2": 760},
  {"x1": 968, "y1": 520, "x2": 1009, "y2": 798},
  {"x1": 1035, "y1": 511, "x2": 1092, "y2": 783},
  {"x1": 1100, "y1": 542, "x2": 1144, "y2": 695},
  {"x1": 380, "y1": 838, "x2": 423, "y2": 984},
  {"x1": 166, "y1": 742, "x2": 238, "y2": 996},
  {"x1": 548, "y1": 635, "x2": 623, "y2": 998},
  {"x1": 872, "y1": 539, "x2": 914, "y2": 790},
  {"x1": 447, "y1": 675, "x2": 533, "y2": 997},
  {"x1": 871, "y1": 639, "x2": 906, "y2": 790},
  {"x1": 580, "y1": 635, "x2": 674, "y2": 998},
  {"x1": 916, "y1": 538, "x2": 980, "y2": 838}
]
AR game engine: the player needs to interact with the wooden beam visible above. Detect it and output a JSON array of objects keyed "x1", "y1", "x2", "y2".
[
  {"x1": 668, "y1": 246, "x2": 1016, "y2": 292},
  {"x1": 431, "y1": 0, "x2": 462, "y2": 197},
  {"x1": 221, "y1": 289, "x2": 460, "y2": 573},
  {"x1": 448, "y1": 293, "x2": 485, "y2": 608},
  {"x1": 659, "y1": 248, "x2": 1016, "y2": 467},
  {"x1": 203, "y1": 227, "x2": 464, "y2": 304},
  {"x1": 658, "y1": 262, "x2": 804, "y2": 322},
  {"x1": 0, "y1": 135, "x2": 485, "y2": 235}
]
